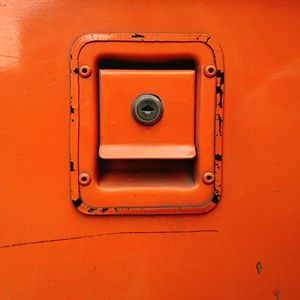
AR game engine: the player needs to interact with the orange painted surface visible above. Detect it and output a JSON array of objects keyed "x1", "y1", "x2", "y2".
[
  {"x1": 99, "y1": 69, "x2": 196, "y2": 160},
  {"x1": 0, "y1": 1, "x2": 300, "y2": 299},
  {"x1": 72, "y1": 33, "x2": 221, "y2": 214}
]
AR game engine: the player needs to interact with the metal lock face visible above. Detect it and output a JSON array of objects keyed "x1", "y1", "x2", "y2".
[
  {"x1": 132, "y1": 94, "x2": 163, "y2": 125},
  {"x1": 70, "y1": 33, "x2": 224, "y2": 215}
]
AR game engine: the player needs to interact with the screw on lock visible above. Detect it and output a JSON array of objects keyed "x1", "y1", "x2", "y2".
[{"x1": 131, "y1": 94, "x2": 163, "y2": 125}]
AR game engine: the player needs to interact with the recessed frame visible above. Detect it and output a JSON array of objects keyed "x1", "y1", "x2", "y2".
[{"x1": 70, "y1": 33, "x2": 224, "y2": 215}]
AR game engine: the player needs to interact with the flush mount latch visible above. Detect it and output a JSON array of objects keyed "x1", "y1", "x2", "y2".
[{"x1": 70, "y1": 33, "x2": 224, "y2": 215}]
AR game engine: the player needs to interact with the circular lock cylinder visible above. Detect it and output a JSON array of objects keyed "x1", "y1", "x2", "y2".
[{"x1": 132, "y1": 94, "x2": 163, "y2": 125}]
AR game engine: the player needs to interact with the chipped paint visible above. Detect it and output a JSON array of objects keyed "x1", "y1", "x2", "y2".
[
  {"x1": 70, "y1": 161, "x2": 75, "y2": 172},
  {"x1": 70, "y1": 33, "x2": 224, "y2": 215},
  {"x1": 273, "y1": 290, "x2": 280, "y2": 300},
  {"x1": 131, "y1": 33, "x2": 145, "y2": 38},
  {"x1": 256, "y1": 262, "x2": 263, "y2": 274}
]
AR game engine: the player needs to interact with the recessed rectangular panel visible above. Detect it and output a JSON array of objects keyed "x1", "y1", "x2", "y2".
[
  {"x1": 99, "y1": 69, "x2": 196, "y2": 159},
  {"x1": 69, "y1": 33, "x2": 224, "y2": 215}
]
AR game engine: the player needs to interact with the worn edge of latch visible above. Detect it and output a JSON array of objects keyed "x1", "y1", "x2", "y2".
[{"x1": 69, "y1": 33, "x2": 224, "y2": 215}]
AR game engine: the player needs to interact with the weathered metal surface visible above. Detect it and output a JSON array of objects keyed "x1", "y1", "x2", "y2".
[
  {"x1": 69, "y1": 33, "x2": 224, "y2": 215},
  {"x1": 0, "y1": 1, "x2": 299, "y2": 299}
]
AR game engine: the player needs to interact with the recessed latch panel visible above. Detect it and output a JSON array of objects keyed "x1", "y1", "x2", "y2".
[{"x1": 70, "y1": 33, "x2": 224, "y2": 215}]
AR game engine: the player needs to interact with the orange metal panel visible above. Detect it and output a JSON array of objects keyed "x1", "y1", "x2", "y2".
[
  {"x1": 99, "y1": 69, "x2": 196, "y2": 160},
  {"x1": 71, "y1": 33, "x2": 222, "y2": 214},
  {"x1": 0, "y1": 1, "x2": 299, "y2": 299}
]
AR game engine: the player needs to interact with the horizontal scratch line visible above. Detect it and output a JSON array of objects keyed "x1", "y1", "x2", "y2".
[{"x1": 0, "y1": 229, "x2": 218, "y2": 249}]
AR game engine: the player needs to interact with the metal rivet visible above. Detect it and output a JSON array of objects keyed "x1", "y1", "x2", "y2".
[
  {"x1": 204, "y1": 65, "x2": 217, "y2": 78},
  {"x1": 202, "y1": 171, "x2": 215, "y2": 184},
  {"x1": 132, "y1": 94, "x2": 163, "y2": 126},
  {"x1": 79, "y1": 172, "x2": 91, "y2": 186},
  {"x1": 79, "y1": 65, "x2": 92, "y2": 78}
]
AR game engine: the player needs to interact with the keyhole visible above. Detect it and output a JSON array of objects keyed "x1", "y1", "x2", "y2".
[
  {"x1": 141, "y1": 105, "x2": 154, "y2": 115},
  {"x1": 132, "y1": 94, "x2": 163, "y2": 125}
]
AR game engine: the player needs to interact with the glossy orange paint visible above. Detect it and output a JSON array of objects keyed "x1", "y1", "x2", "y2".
[
  {"x1": 0, "y1": 1, "x2": 300, "y2": 299},
  {"x1": 99, "y1": 69, "x2": 196, "y2": 160},
  {"x1": 71, "y1": 33, "x2": 222, "y2": 215}
]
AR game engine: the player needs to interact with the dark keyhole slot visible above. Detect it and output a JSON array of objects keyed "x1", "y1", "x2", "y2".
[{"x1": 141, "y1": 105, "x2": 154, "y2": 114}]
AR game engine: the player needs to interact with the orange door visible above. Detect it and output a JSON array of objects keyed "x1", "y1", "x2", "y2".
[{"x1": 0, "y1": 1, "x2": 299, "y2": 299}]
